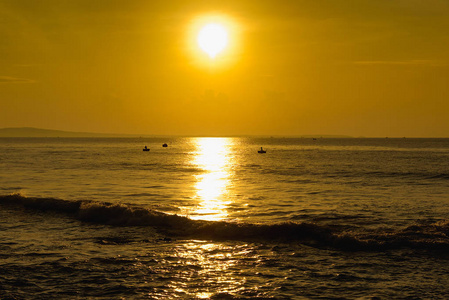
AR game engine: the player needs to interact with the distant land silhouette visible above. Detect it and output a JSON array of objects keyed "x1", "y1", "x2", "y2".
[
  {"x1": 0, "y1": 127, "x2": 353, "y2": 138},
  {"x1": 0, "y1": 127, "x2": 134, "y2": 138}
]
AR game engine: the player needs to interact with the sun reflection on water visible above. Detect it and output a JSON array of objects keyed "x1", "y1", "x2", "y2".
[
  {"x1": 166, "y1": 241, "x2": 248, "y2": 298},
  {"x1": 190, "y1": 138, "x2": 234, "y2": 221}
]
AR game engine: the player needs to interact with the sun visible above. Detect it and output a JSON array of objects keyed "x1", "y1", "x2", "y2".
[
  {"x1": 197, "y1": 23, "x2": 229, "y2": 59},
  {"x1": 187, "y1": 14, "x2": 240, "y2": 68}
]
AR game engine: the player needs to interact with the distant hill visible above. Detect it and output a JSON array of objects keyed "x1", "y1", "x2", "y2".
[
  {"x1": 0, "y1": 127, "x2": 133, "y2": 137},
  {"x1": 0, "y1": 127, "x2": 354, "y2": 138}
]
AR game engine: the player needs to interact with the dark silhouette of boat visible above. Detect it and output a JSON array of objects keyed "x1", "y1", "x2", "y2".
[
  {"x1": 143, "y1": 146, "x2": 150, "y2": 152},
  {"x1": 258, "y1": 147, "x2": 266, "y2": 154},
  {"x1": 162, "y1": 143, "x2": 168, "y2": 147}
]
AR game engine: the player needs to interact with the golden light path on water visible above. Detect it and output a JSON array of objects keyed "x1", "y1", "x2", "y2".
[
  {"x1": 168, "y1": 241, "x2": 249, "y2": 298},
  {"x1": 169, "y1": 139, "x2": 247, "y2": 298},
  {"x1": 190, "y1": 137, "x2": 234, "y2": 221}
]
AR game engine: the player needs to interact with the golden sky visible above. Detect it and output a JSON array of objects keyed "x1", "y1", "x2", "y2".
[{"x1": 1, "y1": 0, "x2": 449, "y2": 137}]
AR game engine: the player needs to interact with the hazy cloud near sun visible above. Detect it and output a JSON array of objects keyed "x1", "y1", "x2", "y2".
[
  {"x1": 0, "y1": 76, "x2": 35, "y2": 83},
  {"x1": 352, "y1": 60, "x2": 449, "y2": 67}
]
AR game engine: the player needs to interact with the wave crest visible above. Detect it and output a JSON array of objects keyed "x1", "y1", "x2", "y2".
[{"x1": 1, "y1": 194, "x2": 449, "y2": 252}]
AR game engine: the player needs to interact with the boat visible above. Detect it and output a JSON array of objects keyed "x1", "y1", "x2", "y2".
[
  {"x1": 162, "y1": 143, "x2": 168, "y2": 147},
  {"x1": 143, "y1": 146, "x2": 150, "y2": 152},
  {"x1": 258, "y1": 147, "x2": 266, "y2": 154}
]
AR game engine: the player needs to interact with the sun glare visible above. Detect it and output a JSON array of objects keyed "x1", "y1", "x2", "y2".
[
  {"x1": 197, "y1": 23, "x2": 229, "y2": 59},
  {"x1": 187, "y1": 14, "x2": 240, "y2": 69}
]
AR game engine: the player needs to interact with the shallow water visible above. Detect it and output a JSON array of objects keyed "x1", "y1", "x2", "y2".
[{"x1": 1, "y1": 137, "x2": 449, "y2": 298}]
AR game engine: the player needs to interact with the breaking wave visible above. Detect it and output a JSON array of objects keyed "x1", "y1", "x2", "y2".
[{"x1": 1, "y1": 194, "x2": 449, "y2": 252}]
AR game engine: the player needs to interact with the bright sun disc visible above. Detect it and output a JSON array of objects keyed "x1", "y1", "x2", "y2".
[{"x1": 197, "y1": 23, "x2": 228, "y2": 58}]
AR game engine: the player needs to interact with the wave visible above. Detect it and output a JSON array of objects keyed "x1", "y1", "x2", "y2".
[
  {"x1": 1, "y1": 194, "x2": 449, "y2": 252},
  {"x1": 260, "y1": 167, "x2": 449, "y2": 182},
  {"x1": 327, "y1": 170, "x2": 449, "y2": 182},
  {"x1": 427, "y1": 173, "x2": 449, "y2": 180},
  {"x1": 363, "y1": 171, "x2": 449, "y2": 180}
]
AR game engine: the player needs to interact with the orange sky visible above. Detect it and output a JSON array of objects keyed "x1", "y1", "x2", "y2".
[{"x1": 1, "y1": 0, "x2": 449, "y2": 137}]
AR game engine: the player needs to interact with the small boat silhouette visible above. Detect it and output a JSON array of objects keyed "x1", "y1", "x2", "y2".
[
  {"x1": 143, "y1": 146, "x2": 150, "y2": 152},
  {"x1": 258, "y1": 147, "x2": 266, "y2": 154},
  {"x1": 162, "y1": 143, "x2": 168, "y2": 147}
]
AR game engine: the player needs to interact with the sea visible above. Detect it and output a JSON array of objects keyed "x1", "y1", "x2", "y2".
[{"x1": 1, "y1": 137, "x2": 449, "y2": 299}]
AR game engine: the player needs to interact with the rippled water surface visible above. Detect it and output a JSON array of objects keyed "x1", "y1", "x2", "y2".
[{"x1": 1, "y1": 137, "x2": 449, "y2": 299}]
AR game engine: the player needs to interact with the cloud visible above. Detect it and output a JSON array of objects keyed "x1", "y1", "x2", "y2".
[
  {"x1": 0, "y1": 76, "x2": 35, "y2": 83},
  {"x1": 14, "y1": 64, "x2": 42, "y2": 68},
  {"x1": 352, "y1": 60, "x2": 448, "y2": 67}
]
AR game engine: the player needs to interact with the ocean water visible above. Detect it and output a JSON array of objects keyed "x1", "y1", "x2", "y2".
[{"x1": 1, "y1": 137, "x2": 449, "y2": 299}]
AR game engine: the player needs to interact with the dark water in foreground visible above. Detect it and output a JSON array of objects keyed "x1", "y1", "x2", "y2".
[{"x1": 1, "y1": 138, "x2": 449, "y2": 299}]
